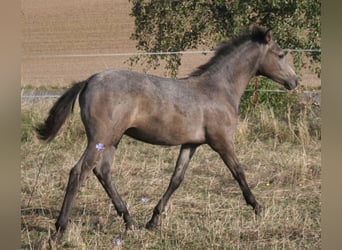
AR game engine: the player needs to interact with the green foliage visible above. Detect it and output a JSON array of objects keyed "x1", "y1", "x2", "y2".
[
  {"x1": 239, "y1": 77, "x2": 298, "y2": 117},
  {"x1": 129, "y1": 0, "x2": 321, "y2": 77},
  {"x1": 238, "y1": 77, "x2": 321, "y2": 144}
]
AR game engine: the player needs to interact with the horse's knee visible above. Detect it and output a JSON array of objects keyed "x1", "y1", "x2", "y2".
[
  {"x1": 169, "y1": 170, "x2": 185, "y2": 190},
  {"x1": 235, "y1": 164, "x2": 247, "y2": 180}
]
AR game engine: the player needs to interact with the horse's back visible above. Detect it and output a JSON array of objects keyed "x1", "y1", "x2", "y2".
[
  {"x1": 81, "y1": 69, "x2": 207, "y2": 109},
  {"x1": 79, "y1": 69, "x2": 207, "y2": 146}
]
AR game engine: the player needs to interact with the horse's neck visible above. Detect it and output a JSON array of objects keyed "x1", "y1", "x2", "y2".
[{"x1": 217, "y1": 42, "x2": 262, "y2": 106}]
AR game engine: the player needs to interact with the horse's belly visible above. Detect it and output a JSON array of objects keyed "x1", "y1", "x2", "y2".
[
  {"x1": 125, "y1": 97, "x2": 205, "y2": 145},
  {"x1": 125, "y1": 122, "x2": 205, "y2": 146}
]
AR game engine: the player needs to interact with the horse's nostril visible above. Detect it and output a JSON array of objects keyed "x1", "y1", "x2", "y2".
[{"x1": 295, "y1": 78, "x2": 299, "y2": 86}]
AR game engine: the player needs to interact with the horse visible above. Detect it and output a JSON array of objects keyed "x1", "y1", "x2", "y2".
[{"x1": 36, "y1": 24, "x2": 298, "y2": 242}]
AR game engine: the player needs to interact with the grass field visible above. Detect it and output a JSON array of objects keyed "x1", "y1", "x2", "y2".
[{"x1": 21, "y1": 97, "x2": 321, "y2": 249}]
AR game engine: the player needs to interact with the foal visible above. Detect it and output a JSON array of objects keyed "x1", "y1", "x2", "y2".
[{"x1": 36, "y1": 24, "x2": 298, "y2": 241}]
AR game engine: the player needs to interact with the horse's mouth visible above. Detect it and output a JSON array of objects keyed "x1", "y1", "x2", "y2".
[{"x1": 284, "y1": 78, "x2": 299, "y2": 90}]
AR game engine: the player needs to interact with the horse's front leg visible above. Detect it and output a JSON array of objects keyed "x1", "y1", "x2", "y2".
[
  {"x1": 146, "y1": 144, "x2": 197, "y2": 229},
  {"x1": 209, "y1": 137, "x2": 261, "y2": 215}
]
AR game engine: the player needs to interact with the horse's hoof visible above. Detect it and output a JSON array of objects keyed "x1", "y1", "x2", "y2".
[
  {"x1": 48, "y1": 235, "x2": 60, "y2": 250},
  {"x1": 253, "y1": 203, "x2": 262, "y2": 216},
  {"x1": 145, "y1": 221, "x2": 157, "y2": 230},
  {"x1": 125, "y1": 220, "x2": 137, "y2": 231}
]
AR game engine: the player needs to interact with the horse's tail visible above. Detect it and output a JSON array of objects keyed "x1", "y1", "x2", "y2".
[{"x1": 35, "y1": 80, "x2": 87, "y2": 142}]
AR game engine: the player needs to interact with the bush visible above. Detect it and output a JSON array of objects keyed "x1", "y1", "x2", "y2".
[
  {"x1": 239, "y1": 77, "x2": 298, "y2": 117},
  {"x1": 238, "y1": 77, "x2": 321, "y2": 144}
]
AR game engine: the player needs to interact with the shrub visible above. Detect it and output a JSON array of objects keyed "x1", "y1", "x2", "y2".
[{"x1": 238, "y1": 77, "x2": 320, "y2": 144}]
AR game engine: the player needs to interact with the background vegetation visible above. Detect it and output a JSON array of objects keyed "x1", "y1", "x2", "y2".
[{"x1": 129, "y1": 0, "x2": 321, "y2": 77}]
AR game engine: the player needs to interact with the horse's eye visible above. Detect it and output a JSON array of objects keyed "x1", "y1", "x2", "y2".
[{"x1": 278, "y1": 53, "x2": 285, "y2": 59}]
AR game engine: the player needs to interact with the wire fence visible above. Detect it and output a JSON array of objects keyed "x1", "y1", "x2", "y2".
[
  {"x1": 22, "y1": 48, "x2": 321, "y2": 105},
  {"x1": 25, "y1": 48, "x2": 321, "y2": 59}
]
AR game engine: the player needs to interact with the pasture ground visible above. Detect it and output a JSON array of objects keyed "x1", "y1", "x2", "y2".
[{"x1": 21, "y1": 99, "x2": 321, "y2": 249}]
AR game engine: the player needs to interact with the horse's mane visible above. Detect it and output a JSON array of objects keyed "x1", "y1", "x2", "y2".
[{"x1": 190, "y1": 25, "x2": 269, "y2": 77}]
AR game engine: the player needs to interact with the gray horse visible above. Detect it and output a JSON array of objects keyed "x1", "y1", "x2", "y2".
[{"x1": 36, "y1": 24, "x2": 298, "y2": 242}]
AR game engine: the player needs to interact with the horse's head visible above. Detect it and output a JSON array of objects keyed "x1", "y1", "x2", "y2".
[{"x1": 257, "y1": 28, "x2": 299, "y2": 90}]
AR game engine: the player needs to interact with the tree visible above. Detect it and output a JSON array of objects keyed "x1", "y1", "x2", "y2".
[{"x1": 129, "y1": 0, "x2": 321, "y2": 77}]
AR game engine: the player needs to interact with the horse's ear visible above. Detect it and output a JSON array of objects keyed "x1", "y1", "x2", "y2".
[{"x1": 265, "y1": 29, "x2": 273, "y2": 44}]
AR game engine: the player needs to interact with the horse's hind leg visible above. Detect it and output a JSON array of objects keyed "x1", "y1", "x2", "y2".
[
  {"x1": 53, "y1": 153, "x2": 85, "y2": 242},
  {"x1": 53, "y1": 141, "x2": 106, "y2": 242},
  {"x1": 146, "y1": 144, "x2": 197, "y2": 229},
  {"x1": 93, "y1": 146, "x2": 134, "y2": 229}
]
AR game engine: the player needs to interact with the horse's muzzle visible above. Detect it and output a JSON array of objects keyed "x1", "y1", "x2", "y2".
[{"x1": 285, "y1": 77, "x2": 299, "y2": 90}]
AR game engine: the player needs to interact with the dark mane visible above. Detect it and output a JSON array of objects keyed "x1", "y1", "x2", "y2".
[{"x1": 190, "y1": 25, "x2": 269, "y2": 77}]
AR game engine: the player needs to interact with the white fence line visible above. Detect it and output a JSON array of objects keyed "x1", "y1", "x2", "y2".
[{"x1": 24, "y1": 48, "x2": 321, "y2": 59}]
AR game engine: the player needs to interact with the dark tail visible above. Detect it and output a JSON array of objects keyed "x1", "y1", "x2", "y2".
[{"x1": 35, "y1": 80, "x2": 87, "y2": 142}]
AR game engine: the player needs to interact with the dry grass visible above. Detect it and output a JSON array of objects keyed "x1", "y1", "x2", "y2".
[{"x1": 21, "y1": 100, "x2": 321, "y2": 249}]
